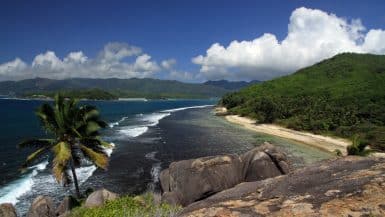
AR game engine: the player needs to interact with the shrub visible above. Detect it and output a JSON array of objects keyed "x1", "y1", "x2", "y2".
[
  {"x1": 70, "y1": 192, "x2": 181, "y2": 217},
  {"x1": 346, "y1": 135, "x2": 373, "y2": 156}
]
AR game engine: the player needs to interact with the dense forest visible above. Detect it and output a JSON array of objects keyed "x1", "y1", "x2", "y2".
[
  {"x1": 0, "y1": 77, "x2": 235, "y2": 99},
  {"x1": 221, "y1": 53, "x2": 385, "y2": 151}
]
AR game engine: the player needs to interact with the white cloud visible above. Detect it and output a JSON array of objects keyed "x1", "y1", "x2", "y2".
[
  {"x1": 0, "y1": 42, "x2": 161, "y2": 81},
  {"x1": 159, "y1": 58, "x2": 196, "y2": 81},
  {"x1": 362, "y1": 29, "x2": 385, "y2": 54},
  {"x1": 98, "y1": 42, "x2": 142, "y2": 62},
  {"x1": 168, "y1": 70, "x2": 195, "y2": 81},
  {"x1": 32, "y1": 51, "x2": 63, "y2": 70},
  {"x1": 0, "y1": 58, "x2": 28, "y2": 80},
  {"x1": 161, "y1": 58, "x2": 177, "y2": 70},
  {"x1": 64, "y1": 51, "x2": 88, "y2": 64},
  {"x1": 133, "y1": 54, "x2": 160, "y2": 73},
  {"x1": 193, "y1": 7, "x2": 385, "y2": 81}
]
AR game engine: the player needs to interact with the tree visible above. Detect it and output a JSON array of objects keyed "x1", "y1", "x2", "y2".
[{"x1": 18, "y1": 94, "x2": 110, "y2": 198}]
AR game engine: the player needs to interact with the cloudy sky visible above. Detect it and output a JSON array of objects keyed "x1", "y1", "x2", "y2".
[{"x1": 1, "y1": 0, "x2": 384, "y2": 82}]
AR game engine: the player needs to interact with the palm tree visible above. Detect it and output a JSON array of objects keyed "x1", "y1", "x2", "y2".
[{"x1": 18, "y1": 94, "x2": 110, "y2": 198}]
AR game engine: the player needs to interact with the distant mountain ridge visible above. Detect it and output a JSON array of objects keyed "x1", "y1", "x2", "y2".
[
  {"x1": 203, "y1": 80, "x2": 260, "y2": 90},
  {"x1": 0, "y1": 77, "x2": 232, "y2": 99}
]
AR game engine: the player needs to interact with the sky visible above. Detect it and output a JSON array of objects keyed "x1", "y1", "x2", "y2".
[{"x1": 0, "y1": 0, "x2": 385, "y2": 82}]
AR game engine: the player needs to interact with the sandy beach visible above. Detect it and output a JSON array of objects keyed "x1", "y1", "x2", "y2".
[{"x1": 215, "y1": 106, "x2": 351, "y2": 155}]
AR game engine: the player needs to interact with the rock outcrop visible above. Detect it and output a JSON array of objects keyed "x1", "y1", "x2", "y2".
[
  {"x1": 0, "y1": 203, "x2": 17, "y2": 217},
  {"x1": 180, "y1": 156, "x2": 385, "y2": 217},
  {"x1": 26, "y1": 196, "x2": 55, "y2": 217},
  {"x1": 84, "y1": 188, "x2": 119, "y2": 208},
  {"x1": 160, "y1": 143, "x2": 289, "y2": 206},
  {"x1": 241, "y1": 143, "x2": 290, "y2": 181},
  {"x1": 55, "y1": 196, "x2": 80, "y2": 216}
]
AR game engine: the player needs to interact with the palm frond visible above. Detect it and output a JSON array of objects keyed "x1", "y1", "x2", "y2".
[
  {"x1": 18, "y1": 139, "x2": 54, "y2": 149},
  {"x1": 36, "y1": 103, "x2": 58, "y2": 134},
  {"x1": 21, "y1": 147, "x2": 49, "y2": 169},
  {"x1": 79, "y1": 144, "x2": 108, "y2": 170},
  {"x1": 85, "y1": 121, "x2": 102, "y2": 135},
  {"x1": 52, "y1": 141, "x2": 72, "y2": 183},
  {"x1": 79, "y1": 105, "x2": 99, "y2": 121}
]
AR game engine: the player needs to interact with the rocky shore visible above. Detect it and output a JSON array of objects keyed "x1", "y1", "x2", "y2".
[
  {"x1": 179, "y1": 155, "x2": 385, "y2": 217},
  {"x1": 1, "y1": 143, "x2": 384, "y2": 217}
]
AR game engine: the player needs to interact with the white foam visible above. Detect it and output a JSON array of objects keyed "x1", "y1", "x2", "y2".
[
  {"x1": 142, "y1": 113, "x2": 171, "y2": 126},
  {"x1": 145, "y1": 151, "x2": 158, "y2": 161},
  {"x1": 109, "y1": 117, "x2": 127, "y2": 128},
  {"x1": 0, "y1": 160, "x2": 48, "y2": 205},
  {"x1": 73, "y1": 143, "x2": 115, "y2": 185},
  {"x1": 118, "y1": 126, "x2": 149, "y2": 138},
  {"x1": 145, "y1": 151, "x2": 161, "y2": 191},
  {"x1": 150, "y1": 162, "x2": 161, "y2": 184},
  {"x1": 162, "y1": 104, "x2": 213, "y2": 113},
  {"x1": 105, "y1": 143, "x2": 115, "y2": 156},
  {"x1": 76, "y1": 165, "x2": 97, "y2": 184}
]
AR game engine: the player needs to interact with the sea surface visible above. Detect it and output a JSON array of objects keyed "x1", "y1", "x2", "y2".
[{"x1": 0, "y1": 98, "x2": 332, "y2": 215}]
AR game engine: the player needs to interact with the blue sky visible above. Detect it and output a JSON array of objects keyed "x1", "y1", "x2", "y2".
[{"x1": 1, "y1": 0, "x2": 385, "y2": 82}]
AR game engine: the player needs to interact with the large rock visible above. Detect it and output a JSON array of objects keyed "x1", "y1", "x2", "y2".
[
  {"x1": 159, "y1": 168, "x2": 170, "y2": 192},
  {"x1": 55, "y1": 196, "x2": 80, "y2": 216},
  {"x1": 0, "y1": 203, "x2": 17, "y2": 217},
  {"x1": 162, "y1": 154, "x2": 244, "y2": 206},
  {"x1": 160, "y1": 143, "x2": 289, "y2": 206},
  {"x1": 26, "y1": 196, "x2": 55, "y2": 217},
  {"x1": 84, "y1": 188, "x2": 119, "y2": 208},
  {"x1": 241, "y1": 142, "x2": 289, "y2": 181},
  {"x1": 180, "y1": 156, "x2": 385, "y2": 217}
]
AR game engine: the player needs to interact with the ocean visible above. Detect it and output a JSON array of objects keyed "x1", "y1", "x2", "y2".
[{"x1": 0, "y1": 98, "x2": 332, "y2": 215}]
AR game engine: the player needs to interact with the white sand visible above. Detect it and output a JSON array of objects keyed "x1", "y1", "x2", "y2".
[{"x1": 225, "y1": 114, "x2": 351, "y2": 155}]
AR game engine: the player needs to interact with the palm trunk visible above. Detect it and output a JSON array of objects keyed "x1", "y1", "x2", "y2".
[{"x1": 70, "y1": 158, "x2": 81, "y2": 198}]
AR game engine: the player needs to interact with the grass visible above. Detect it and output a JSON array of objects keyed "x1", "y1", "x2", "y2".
[{"x1": 69, "y1": 192, "x2": 181, "y2": 217}]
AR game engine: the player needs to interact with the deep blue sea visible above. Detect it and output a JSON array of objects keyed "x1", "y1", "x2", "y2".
[
  {"x1": 0, "y1": 97, "x2": 332, "y2": 215},
  {"x1": 0, "y1": 98, "x2": 216, "y2": 214}
]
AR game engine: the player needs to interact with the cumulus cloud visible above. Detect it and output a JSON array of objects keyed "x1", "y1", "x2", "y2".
[
  {"x1": 0, "y1": 58, "x2": 28, "y2": 80},
  {"x1": 159, "y1": 58, "x2": 196, "y2": 81},
  {"x1": 0, "y1": 42, "x2": 161, "y2": 81},
  {"x1": 161, "y1": 58, "x2": 177, "y2": 70},
  {"x1": 193, "y1": 7, "x2": 385, "y2": 81}
]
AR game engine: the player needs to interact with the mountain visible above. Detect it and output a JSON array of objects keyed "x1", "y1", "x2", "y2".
[
  {"x1": 0, "y1": 77, "x2": 230, "y2": 99},
  {"x1": 220, "y1": 53, "x2": 385, "y2": 151},
  {"x1": 203, "y1": 80, "x2": 260, "y2": 90}
]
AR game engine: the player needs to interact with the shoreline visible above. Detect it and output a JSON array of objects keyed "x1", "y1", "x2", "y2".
[{"x1": 215, "y1": 107, "x2": 351, "y2": 155}]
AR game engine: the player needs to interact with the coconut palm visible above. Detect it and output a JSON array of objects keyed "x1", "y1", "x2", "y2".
[{"x1": 18, "y1": 94, "x2": 110, "y2": 198}]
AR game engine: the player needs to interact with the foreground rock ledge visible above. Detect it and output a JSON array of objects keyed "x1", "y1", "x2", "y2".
[{"x1": 180, "y1": 156, "x2": 385, "y2": 217}]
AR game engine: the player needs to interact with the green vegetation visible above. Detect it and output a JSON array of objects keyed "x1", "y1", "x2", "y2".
[
  {"x1": 70, "y1": 193, "x2": 181, "y2": 217},
  {"x1": 0, "y1": 77, "x2": 230, "y2": 99},
  {"x1": 18, "y1": 94, "x2": 110, "y2": 197},
  {"x1": 347, "y1": 135, "x2": 373, "y2": 156},
  {"x1": 220, "y1": 53, "x2": 385, "y2": 151},
  {"x1": 24, "y1": 89, "x2": 119, "y2": 100}
]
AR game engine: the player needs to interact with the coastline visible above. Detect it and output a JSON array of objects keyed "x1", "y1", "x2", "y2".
[{"x1": 216, "y1": 107, "x2": 351, "y2": 155}]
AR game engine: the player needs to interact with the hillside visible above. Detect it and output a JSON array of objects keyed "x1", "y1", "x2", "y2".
[
  {"x1": 203, "y1": 80, "x2": 260, "y2": 90},
  {"x1": 221, "y1": 53, "x2": 385, "y2": 150},
  {"x1": 0, "y1": 77, "x2": 230, "y2": 99}
]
